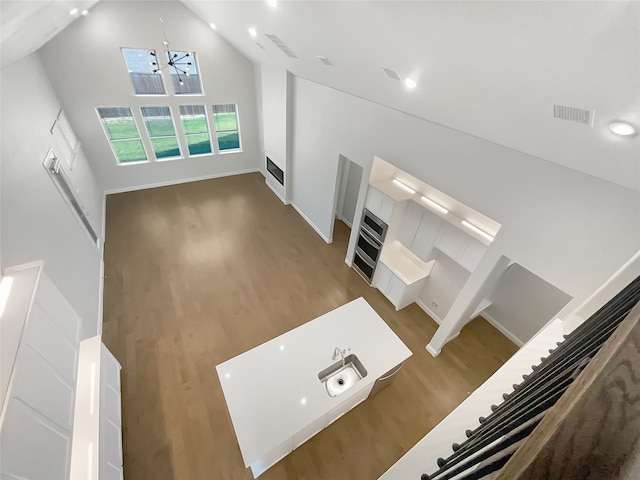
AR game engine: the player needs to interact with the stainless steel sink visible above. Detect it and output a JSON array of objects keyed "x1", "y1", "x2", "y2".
[{"x1": 318, "y1": 354, "x2": 368, "y2": 397}]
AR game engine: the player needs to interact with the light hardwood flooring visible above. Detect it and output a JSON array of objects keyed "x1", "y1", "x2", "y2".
[{"x1": 102, "y1": 172, "x2": 517, "y2": 480}]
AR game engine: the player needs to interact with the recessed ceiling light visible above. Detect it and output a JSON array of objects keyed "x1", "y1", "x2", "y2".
[
  {"x1": 69, "y1": 7, "x2": 79, "y2": 16},
  {"x1": 405, "y1": 78, "x2": 417, "y2": 89},
  {"x1": 267, "y1": 0, "x2": 278, "y2": 7},
  {"x1": 209, "y1": 22, "x2": 217, "y2": 30},
  {"x1": 609, "y1": 121, "x2": 636, "y2": 136},
  {"x1": 249, "y1": 26, "x2": 257, "y2": 38},
  {"x1": 81, "y1": 9, "x2": 89, "y2": 16}
]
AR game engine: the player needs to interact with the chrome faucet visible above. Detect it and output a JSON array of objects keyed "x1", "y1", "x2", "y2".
[{"x1": 332, "y1": 347, "x2": 346, "y2": 366}]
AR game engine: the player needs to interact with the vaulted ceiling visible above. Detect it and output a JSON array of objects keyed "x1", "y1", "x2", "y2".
[{"x1": 2, "y1": 1, "x2": 639, "y2": 191}]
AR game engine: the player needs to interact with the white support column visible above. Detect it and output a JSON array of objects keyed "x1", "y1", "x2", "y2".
[{"x1": 427, "y1": 245, "x2": 511, "y2": 357}]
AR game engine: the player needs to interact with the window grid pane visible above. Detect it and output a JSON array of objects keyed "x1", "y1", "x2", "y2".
[
  {"x1": 212, "y1": 104, "x2": 241, "y2": 151},
  {"x1": 141, "y1": 106, "x2": 181, "y2": 159},
  {"x1": 97, "y1": 107, "x2": 147, "y2": 163},
  {"x1": 179, "y1": 105, "x2": 212, "y2": 155},
  {"x1": 121, "y1": 48, "x2": 166, "y2": 95},
  {"x1": 168, "y1": 51, "x2": 202, "y2": 95}
]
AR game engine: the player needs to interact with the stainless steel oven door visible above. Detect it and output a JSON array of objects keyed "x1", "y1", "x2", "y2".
[
  {"x1": 357, "y1": 228, "x2": 382, "y2": 263},
  {"x1": 362, "y1": 209, "x2": 388, "y2": 242},
  {"x1": 353, "y1": 247, "x2": 376, "y2": 283}
]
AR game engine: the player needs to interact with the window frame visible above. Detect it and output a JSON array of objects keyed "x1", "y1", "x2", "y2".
[
  {"x1": 95, "y1": 107, "x2": 149, "y2": 165},
  {"x1": 178, "y1": 105, "x2": 214, "y2": 158},
  {"x1": 166, "y1": 50, "x2": 204, "y2": 96},
  {"x1": 211, "y1": 104, "x2": 242, "y2": 153},
  {"x1": 140, "y1": 106, "x2": 183, "y2": 161},
  {"x1": 121, "y1": 47, "x2": 168, "y2": 97}
]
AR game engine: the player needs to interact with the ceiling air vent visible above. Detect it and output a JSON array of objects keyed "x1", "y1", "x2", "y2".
[
  {"x1": 383, "y1": 67, "x2": 401, "y2": 81},
  {"x1": 317, "y1": 56, "x2": 334, "y2": 66},
  {"x1": 264, "y1": 34, "x2": 298, "y2": 58},
  {"x1": 553, "y1": 104, "x2": 594, "y2": 126}
]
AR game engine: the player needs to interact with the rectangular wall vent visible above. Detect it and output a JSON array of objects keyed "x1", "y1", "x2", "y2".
[
  {"x1": 266, "y1": 156, "x2": 284, "y2": 186},
  {"x1": 553, "y1": 104, "x2": 594, "y2": 126},
  {"x1": 383, "y1": 67, "x2": 401, "y2": 81},
  {"x1": 264, "y1": 34, "x2": 298, "y2": 58}
]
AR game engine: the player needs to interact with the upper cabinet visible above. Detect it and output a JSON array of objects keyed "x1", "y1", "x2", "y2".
[
  {"x1": 403, "y1": 202, "x2": 487, "y2": 272},
  {"x1": 365, "y1": 187, "x2": 396, "y2": 224}
]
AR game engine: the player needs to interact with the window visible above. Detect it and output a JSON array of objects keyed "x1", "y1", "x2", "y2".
[
  {"x1": 179, "y1": 105, "x2": 212, "y2": 155},
  {"x1": 167, "y1": 51, "x2": 202, "y2": 95},
  {"x1": 121, "y1": 48, "x2": 166, "y2": 95},
  {"x1": 212, "y1": 104, "x2": 241, "y2": 151},
  {"x1": 140, "y1": 106, "x2": 181, "y2": 159},
  {"x1": 96, "y1": 107, "x2": 147, "y2": 163}
]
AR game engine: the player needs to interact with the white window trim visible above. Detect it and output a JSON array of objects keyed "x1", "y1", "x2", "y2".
[
  {"x1": 121, "y1": 47, "x2": 168, "y2": 97},
  {"x1": 140, "y1": 106, "x2": 184, "y2": 161},
  {"x1": 178, "y1": 104, "x2": 214, "y2": 158},
  {"x1": 211, "y1": 104, "x2": 243, "y2": 154},
  {"x1": 95, "y1": 107, "x2": 150, "y2": 166}
]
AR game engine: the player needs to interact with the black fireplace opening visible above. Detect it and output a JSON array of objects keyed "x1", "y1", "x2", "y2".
[{"x1": 266, "y1": 156, "x2": 284, "y2": 186}]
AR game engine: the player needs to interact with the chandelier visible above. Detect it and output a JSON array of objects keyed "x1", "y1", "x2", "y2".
[{"x1": 149, "y1": 18, "x2": 193, "y2": 86}]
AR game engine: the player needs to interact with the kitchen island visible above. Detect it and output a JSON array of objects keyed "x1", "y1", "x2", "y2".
[{"x1": 216, "y1": 297, "x2": 413, "y2": 477}]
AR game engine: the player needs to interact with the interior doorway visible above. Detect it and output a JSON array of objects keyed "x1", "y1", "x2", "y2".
[{"x1": 333, "y1": 154, "x2": 363, "y2": 230}]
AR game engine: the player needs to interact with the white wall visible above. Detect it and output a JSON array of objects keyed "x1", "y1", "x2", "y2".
[
  {"x1": 289, "y1": 76, "x2": 640, "y2": 317},
  {"x1": 36, "y1": 0, "x2": 261, "y2": 193},
  {"x1": 1, "y1": 54, "x2": 104, "y2": 339},
  {"x1": 484, "y1": 264, "x2": 571, "y2": 344},
  {"x1": 259, "y1": 64, "x2": 288, "y2": 200},
  {"x1": 419, "y1": 253, "x2": 470, "y2": 321}
]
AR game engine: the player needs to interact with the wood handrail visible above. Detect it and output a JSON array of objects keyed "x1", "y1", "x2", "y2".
[{"x1": 496, "y1": 299, "x2": 640, "y2": 479}]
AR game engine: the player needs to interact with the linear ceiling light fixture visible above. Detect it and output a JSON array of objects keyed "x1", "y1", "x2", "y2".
[
  {"x1": 149, "y1": 18, "x2": 193, "y2": 86},
  {"x1": 461, "y1": 220, "x2": 494, "y2": 242},
  {"x1": 392, "y1": 178, "x2": 416, "y2": 195},
  {"x1": 421, "y1": 196, "x2": 448, "y2": 214}
]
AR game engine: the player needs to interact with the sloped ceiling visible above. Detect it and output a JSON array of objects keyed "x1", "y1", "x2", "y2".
[
  {"x1": 2, "y1": 0, "x2": 639, "y2": 191},
  {"x1": 180, "y1": 0, "x2": 640, "y2": 191},
  {"x1": 0, "y1": 0, "x2": 99, "y2": 68}
]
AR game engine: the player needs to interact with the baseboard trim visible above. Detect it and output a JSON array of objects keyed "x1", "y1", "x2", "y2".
[
  {"x1": 265, "y1": 178, "x2": 287, "y2": 204},
  {"x1": 290, "y1": 203, "x2": 332, "y2": 244},
  {"x1": 416, "y1": 299, "x2": 443, "y2": 325},
  {"x1": 426, "y1": 344, "x2": 441, "y2": 357},
  {"x1": 104, "y1": 168, "x2": 261, "y2": 195},
  {"x1": 480, "y1": 312, "x2": 524, "y2": 347}
]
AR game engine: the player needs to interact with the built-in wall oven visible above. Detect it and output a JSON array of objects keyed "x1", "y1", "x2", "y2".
[{"x1": 353, "y1": 209, "x2": 388, "y2": 283}]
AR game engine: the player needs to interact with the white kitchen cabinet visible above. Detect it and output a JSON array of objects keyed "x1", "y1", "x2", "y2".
[
  {"x1": 457, "y1": 236, "x2": 487, "y2": 272},
  {"x1": 374, "y1": 242, "x2": 434, "y2": 311},
  {"x1": 250, "y1": 437, "x2": 294, "y2": 477},
  {"x1": 396, "y1": 200, "x2": 424, "y2": 247},
  {"x1": 373, "y1": 262, "x2": 393, "y2": 292},
  {"x1": 411, "y1": 208, "x2": 444, "y2": 260},
  {"x1": 327, "y1": 383, "x2": 373, "y2": 426},
  {"x1": 435, "y1": 223, "x2": 467, "y2": 260},
  {"x1": 293, "y1": 414, "x2": 327, "y2": 450},
  {"x1": 365, "y1": 187, "x2": 395, "y2": 224}
]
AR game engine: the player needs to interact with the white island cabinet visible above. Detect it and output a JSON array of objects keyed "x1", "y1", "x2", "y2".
[{"x1": 216, "y1": 298, "x2": 412, "y2": 478}]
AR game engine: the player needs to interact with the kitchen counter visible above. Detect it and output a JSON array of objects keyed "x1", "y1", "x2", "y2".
[
  {"x1": 379, "y1": 240, "x2": 434, "y2": 285},
  {"x1": 216, "y1": 297, "x2": 412, "y2": 471}
]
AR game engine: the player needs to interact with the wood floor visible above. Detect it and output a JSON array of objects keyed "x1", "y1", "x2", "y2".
[{"x1": 102, "y1": 172, "x2": 518, "y2": 480}]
